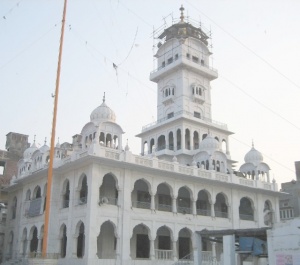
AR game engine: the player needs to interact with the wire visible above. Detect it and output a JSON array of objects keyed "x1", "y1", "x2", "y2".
[{"x1": 185, "y1": 0, "x2": 300, "y2": 92}]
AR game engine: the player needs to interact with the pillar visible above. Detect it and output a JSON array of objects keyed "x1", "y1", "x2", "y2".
[
  {"x1": 172, "y1": 196, "x2": 177, "y2": 214},
  {"x1": 172, "y1": 239, "x2": 178, "y2": 260},
  {"x1": 192, "y1": 199, "x2": 197, "y2": 216},
  {"x1": 174, "y1": 130, "x2": 178, "y2": 151},
  {"x1": 210, "y1": 200, "x2": 215, "y2": 217},
  {"x1": 223, "y1": 235, "x2": 235, "y2": 265},
  {"x1": 150, "y1": 239, "x2": 155, "y2": 260},
  {"x1": 72, "y1": 235, "x2": 78, "y2": 258},
  {"x1": 150, "y1": 192, "x2": 155, "y2": 212}
]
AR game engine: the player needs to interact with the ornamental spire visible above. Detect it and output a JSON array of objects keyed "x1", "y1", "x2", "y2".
[
  {"x1": 180, "y1": 5, "x2": 185, "y2": 22},
  {"x1": 103, "y1": 92, "x2": 106, "y2": 103}
]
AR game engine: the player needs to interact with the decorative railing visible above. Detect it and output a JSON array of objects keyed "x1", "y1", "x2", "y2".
[
  {"x1": 132, "y1": 200, "x2": 151, "y2": 209},
  {"x1": 215, "y1": 211, "x2": 228, "y2": 218},
  {"x1": 239, "y1": 213, "x2": 254, "y2": 221},
  {"x1": 177, "y1": 206, "x2": 192, "y2": 214},
  {"x1": 155, "y1": 249, "x2": 172, "y2": 260},
  {"x1": 99, "y1": 196, "x2": 117, "y2": 206},
  {"x1": 157, "y1": 203, "x2": 172, "y2": 212},
  {"x1": 197, "y1": 209, "x2": 211, "y2": 216}
]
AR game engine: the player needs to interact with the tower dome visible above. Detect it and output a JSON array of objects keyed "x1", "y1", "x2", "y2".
[
  {"x1": 90, "y1": 93, "x2": 116, "y2": 124},
  {"x1": 199, "y1": 135, "x2": 219, "y2": 152},
  {"x1": 23, "y1": 141, "x2": 38, "y2": 159},
  {"x1": 39, "y1": 138, "x2": 49, "y2": 153},
  {"x1": 244, "y1": 144, "x2": 263, "y2": 165}
]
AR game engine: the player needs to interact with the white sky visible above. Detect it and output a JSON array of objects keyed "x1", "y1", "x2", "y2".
[{"x1": 1, "y1": 0, "x2": 299, "y2": 187}]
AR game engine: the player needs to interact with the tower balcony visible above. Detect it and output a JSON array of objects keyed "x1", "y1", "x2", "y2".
[{"x1": 150, "y1": 53, "x2": 218, "y2": 82}]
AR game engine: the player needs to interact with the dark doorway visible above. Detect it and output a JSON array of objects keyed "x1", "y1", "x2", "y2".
[{"x1": 136, "y1": 234, "x2": 149, "y2": 258}]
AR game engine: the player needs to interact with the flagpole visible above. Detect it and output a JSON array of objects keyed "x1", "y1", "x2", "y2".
[{"x1": 42, "y1": 0, "x2": 67, "y2": 257}]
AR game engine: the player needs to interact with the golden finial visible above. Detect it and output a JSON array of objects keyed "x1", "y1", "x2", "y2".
[{"x1": 180, "y1": 5, "x2": 185, "y2": 22}]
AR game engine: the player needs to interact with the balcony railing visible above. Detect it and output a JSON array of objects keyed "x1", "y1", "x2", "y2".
[
  {"x1": 157, "y1": 203, "x2": 172, "y2": 212},
  {"x1": 197, "y1": 209, "x2": 211, "y2": 216},
  {"x1": 239, "y1": 213, "x2": 254, "y2": 221},
  {"x1": 215, "y1": 211, "x2": 228, "y2": 218},
  {"x1": 132, "y1": 200, "x2": 151, "y2": 209},
  {"x1": 155, "y1": 249, "x2": 172, "y2": 260},
  {"x1": 177, "y1": 206, "x2": 192, "y2": 214},
  {"x1": 99, "y1": 196, "x2": 118, "y2": 206}
]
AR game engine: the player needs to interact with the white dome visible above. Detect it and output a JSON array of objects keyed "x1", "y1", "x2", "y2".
[
  {"x1": 40, "y1": 144, "x2": 50, "y2": 153},
  {"x1": 244, "y1": 146, "x2": 263, "y2": 164},
  {"x1": 90, "y1": 100, "x2": 116, "y2": 124},
  {"x1": 199, "y1": 135, "x2": 219, "y2": 152},
  {"x1": 23, "y1": 142, "x2": 38, "y2": 159}
]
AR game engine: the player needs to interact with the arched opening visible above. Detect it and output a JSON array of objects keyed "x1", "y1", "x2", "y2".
[
  {"x1": 77, "y1": 223, "x2": 85, "y2": 258},
  {"x1": 60, "y1": 224, "x2": 67, "y2": 258},
  {"x1": 156, "y1": 183, "x2": 172, "y2": 212},
  {"x1": 239, "y1": 197, "x2": 254, "y2": 221},
  {"x1": 185, "y1": 129, "x2": 190, "y2": 150},
  {"x1": 62, "y1": 180, "x2": 70, "y2": 208},
  {"x1": 214, "y1": 193, "x2": 228, "y2": 218},
  {"x1": 150, "y1": 138, "x2": 155, "y2": 154},
  {"x1": 99, "y1": 173, "x2": 118, "y2": 205},
  {"x1": 143, "y1": 141, "x2": 148, "y2": 155},
  {"x1": 178, "y1": 228, "x2": 192, "y2": 259},
  {"x1": 169, "y1": 132, "x2": 174, "y2": 150},
  {"x1": 202, "y1": 133, "x2": 207, "y2": 140},
  {"x1": 26, "y1": 189, "x2": 31, "y2": 201},
  {"x1": 97, "y1": 221, "x2": 116, "y2": 259},
  {"x1": 193, "y1": 131, "x2": 199, "y2": 150},
  {"x1": 157, "y1": 135, "x2": 166, "y2": 151},
  {"x1": 131, "y1": 179, "x2": 151, "y2": 209},
  {"x1": 196, "y1": 190, "x2": 211, "y2": 216},
  {"x1": 33, "y1": 186, "x2": 41, "y2": 199},
  {"x1": 221, "y1": 139, "x2": 227, "y2": 153},
  {"x1": 106, "y1": 133, "x2": 112, "y2": 147},
  {"x1": 12, "y1": 196, "x2": 17, "y2": 219},
  {"x1": 155, "y1": 226, "x2": 172, "y2": 260},
  {"x1": 177, "y1": 129, "x2": 181, "y2": 150},
  {"x1": 99, "y1": 132, "x2": 105, "y2": 146},
  {"x1": 30, "y1": 227, "x2": 38, "y2": 253},
  {"x1": 79, "y1": 175, "x2": 88, "y2": 204},
  {"x1": 113, "y1": 135, "x2": 119, "y2": 149},
  {"x1": 130, "y1": 224, "x2": 150, "y2": 259},
  {"x1": 177, "y1": 187, "x2": 191, "y2": 214},
  {"x1": 264, "y1": 200, "x2": 273, "y2": 226}
]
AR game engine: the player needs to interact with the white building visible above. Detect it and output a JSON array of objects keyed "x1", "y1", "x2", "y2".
[{"x1": 3, "y1": 6, "x2": 280, "y2": 265}]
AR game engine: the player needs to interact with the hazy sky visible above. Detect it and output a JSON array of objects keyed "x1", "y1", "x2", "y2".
[{"x1": 1, "y1": 0, "x2": 299, "y2": 187}]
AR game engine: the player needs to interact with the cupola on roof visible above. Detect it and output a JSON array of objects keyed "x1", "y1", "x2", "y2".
[
  {"x1": 199, "y1": 134, "x2": 219, "y2": 152},
  {"x1": 244, "y1": 143, "x2": 263, "y2": 164},
  {"x1": 90, "y1": 93, "x2": 116, "y2": 124},
  {"x1": 23, "y1": 139, "x2": 38, "y2": 159},
  {"x1": 39, "y1": 138, "x2": 49, "y2": 153}
]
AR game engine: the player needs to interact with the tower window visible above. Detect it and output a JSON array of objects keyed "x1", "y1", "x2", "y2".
[
  {"x1": 201, "y1": 59, "x2": 205, "y2": 66},
  {"x1": 162, "y1": 61, "x2": 165, "y2": 68},
  {"x1": 186, "y1": 53, "x2": 190, "y2": 59},
  {"x1": 194, "y1": 112, "x2": 201, "y2": 119},
  {"x1": 167, "y1": 57, "x2": 173, "y2": 64},
  {"x1": 192, "y1": 56, "x2": 199, "y2": 63},
  {"x1": 175, "y1": 54, "x2": 179, "y2": 60},
  {"x1": 167, "y1": 112, "x2": 174, "y2": 119}
]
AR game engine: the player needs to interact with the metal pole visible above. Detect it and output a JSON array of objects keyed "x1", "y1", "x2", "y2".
[{"x1": 42, "y1": 0, "x2": 67, "y2": 257}]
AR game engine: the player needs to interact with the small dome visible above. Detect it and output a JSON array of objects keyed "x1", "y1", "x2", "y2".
[
  {"x1": 40, "y1": 144, "x2": 50, "y2": 153},
  {"x1": 199, "y1": 135, "x2": 219, "y2": 152},
  {"x1": 244, "y1": 145, "x2": 263, "y2": 164},
  {"x1": 90, "y1": 96, "x2": 116, "y2": 124},
  {"x1": 23, "y1": 142, "x2": 38, "y2": 159}
]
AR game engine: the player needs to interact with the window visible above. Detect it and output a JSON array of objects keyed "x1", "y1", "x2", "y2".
[
  {"x1": 162, "y1": 61, "x2": 165, "y2": 68},
  {"x1": 194, "y1": 112, "x2": 201, "y2": 119},
  {"x1": 192, "y1": 56, "x2": 199, "y2": 63},
  {"x1": 167, "y1": 112, "x2": 174, "y2": 119},
  {"x1": 0, "y1": 161, "x2": 5, "y2": 175},
  {"x1": 201, "y1": 59, "x2": 204, "y2": 65},
  {"x1": 175, "y1": 54, "x2": 178, "y2": 60},
  {"x1": 167, "y1": 57, "x2": 173, "y2": 64},
  {"x1": 186, "y1": 53, "x2": 190, "y2": 59}
]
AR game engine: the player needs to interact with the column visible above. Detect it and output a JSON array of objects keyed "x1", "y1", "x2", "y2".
[
  {"x1": 181, "y1": 129, "x2": 184, "y2": 150},
  {"x1": 223, "y1": 235, "x2": 235, "y2": 265},
  {"x1": 211, "y1": 241, "x2": 217, "y2": 262},
  {"x1": 192, "y1": 200, "x2": 197, "y2": 216},
  {"x1": 172, "y1": 196, "x2": 177, "y2": 214},
  {"x1": 37, "y1": 237, "x2": 42, "y2": 254},
  {"x1": 150, "y1": 192, "x2": 155, "y2": 212},
  {"x1": 172, "y1": 239, "x2": 178, "y2": 261},
  {"x1": 166, "y1": 133, "x2": 169, "y2": 150},
  {"x1": 210, "y1": 200, "x2": 215, "y2": 217},
  {"x1": 150, "y1": 239, "x2": 155, "y2": 260}
]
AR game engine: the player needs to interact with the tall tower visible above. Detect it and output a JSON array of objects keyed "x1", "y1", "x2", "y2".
[{"x1": 137, "y1": 6, "x2": 234, "y2": 169}]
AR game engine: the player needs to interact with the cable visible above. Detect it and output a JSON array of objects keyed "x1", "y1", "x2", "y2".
[{"x1": 185, "y1": 0, "x2": 300, "y2": 92}]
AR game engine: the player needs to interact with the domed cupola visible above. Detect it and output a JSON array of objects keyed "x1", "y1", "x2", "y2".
[
  {"x1": 199, "y1": 134, "x2": 219, "y2": 153},
  {"x1": 244, "y1": 143, "x2": 263, "y2": 166},
  {"x1": 39, "y1": 138, "x2": 50, "y2": 153},
  {"x1": 90, "y1": 93, "x2": 116, "y2": 125},
  {"x1": 23, "y1": 137, "x2": 38, "y2": 160}
]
